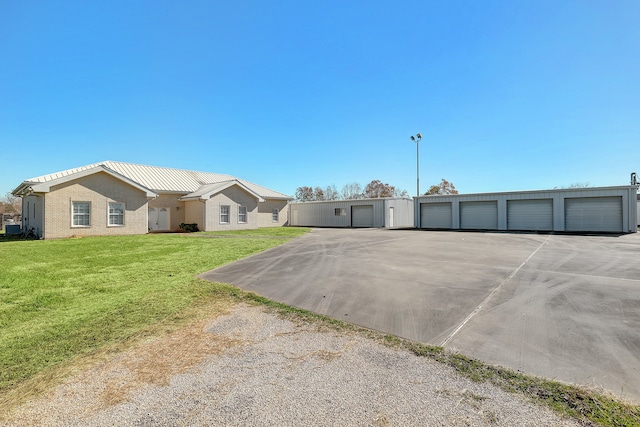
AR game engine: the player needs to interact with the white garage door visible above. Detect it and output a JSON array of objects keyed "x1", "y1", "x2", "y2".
[
  {"x1": 460, "y1": 201, "x2": 498, "y2": 230},
  {"x1": 565, "y1": 197, "x2": 623, "y2": 233},
  {"x1": 507, "y1": 199, "x2": 553, "y2": 231},
  {"x1": 351, "y1": 205, "x2": 374, "y2": 227},
  {"x1": 420, "y1": 202, "x2": 452, "y2": 229}
]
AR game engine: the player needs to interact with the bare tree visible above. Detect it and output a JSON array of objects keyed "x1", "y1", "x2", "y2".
[
  {"x1": 0, "y1": 192, "x2": 21, "y2": 214},
  {"x1": 294, "y1": 186, "x2": 327, "y2": 201},
  {"x1": 295, "y1": 186, "x2": 315, "y2": 202},
  {"x1": 324, "y1": 185, "x2": 340, "y2": 201},
  {"x1": 568, "y1": 182, "x2": 590, "y2": 188},
  {"x1": 313, "y1": 187, "x2": 325, "y2": 201},
  {"x1": 425, "y1": 179, "x2": 458, "y2": 195},
  {"x1": 341, "y1": 182, "x2": 362, "y2": 200}
]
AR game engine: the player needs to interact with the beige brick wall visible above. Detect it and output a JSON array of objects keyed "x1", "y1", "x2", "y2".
[
  {"x1": 258, "y1": 199, "x2": 290, "y2": 227},
  {"x1": 204, "y1": 187, "x2": 258, "y2": 231},
  {"x1": 184, "y1": 200, "x2": 205, "y2": 230},
  {"x1": 43, "y1": 172, "x2": 149, "y2": 239}
]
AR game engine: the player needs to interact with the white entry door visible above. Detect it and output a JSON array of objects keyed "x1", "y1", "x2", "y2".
[{"x1": 148, "y1": 207, "x2": 170, "y2": 231}]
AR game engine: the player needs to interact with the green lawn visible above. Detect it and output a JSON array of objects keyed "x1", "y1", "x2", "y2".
[{"x1": 0, "y1": 228, "x2": 309, "y2": 397}]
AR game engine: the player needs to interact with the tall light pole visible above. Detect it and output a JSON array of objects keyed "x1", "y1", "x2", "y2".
[{"x1": 410, "y1": 133, "x2": 422, "y2": 196}]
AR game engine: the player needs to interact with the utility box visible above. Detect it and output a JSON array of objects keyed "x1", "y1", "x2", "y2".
[{"x1": 6, "y1": 225, "x2": 21, "y2": 235}]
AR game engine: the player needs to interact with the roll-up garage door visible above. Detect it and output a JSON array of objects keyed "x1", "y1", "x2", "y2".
[
  {"x1": 565, "y1": 197, "x2": 623, "y2": 233},
  {"x1": 420, "y1": 202, "x2": 452, "y2": 229},
  {"x1": 460, "y1": 201, "x2": 498, "y2": 230},
  {"x1": 351, "y1": 205, "x2": 374, "y2": 227},
  {"x1": 507, "y1": 199, "x2": 553, "y2": 231}
]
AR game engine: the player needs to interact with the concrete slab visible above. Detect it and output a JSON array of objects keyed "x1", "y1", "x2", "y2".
[{"x1": 199, "y1": 228, "x2": 640, "y2": 403}]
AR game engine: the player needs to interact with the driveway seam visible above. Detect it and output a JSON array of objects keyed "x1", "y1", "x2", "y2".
[{"x1": 440, "y1": 235, "x2": 551, "y2": 347}]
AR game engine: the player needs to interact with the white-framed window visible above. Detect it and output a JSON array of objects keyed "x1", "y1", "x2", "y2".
[
  {"x1": 108, "y1": 202, "x2": 125, "y2": 226},
  {"x1": 238, "y1": 206, "x2": 247, "y2": 223},
  {"x1": 272, "y1": 208, "x2": 279, "y2": 222},
  {"x1": 335, "y1": 208, "x2": 346, "y2": 216},
  {"x1": 72, "y1": 201, "x2": 91, "y2": 227},
  {"x1": 220, "y1": 205, "x2": 230, "y2": 224}
]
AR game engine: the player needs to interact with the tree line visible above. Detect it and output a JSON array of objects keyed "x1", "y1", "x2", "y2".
[
  {"x1": 0, "y1": 193, "x2": 21, "y2": 214},
  {"x1": 294, "y1": 179, "x2": 458, "y2": 202}
]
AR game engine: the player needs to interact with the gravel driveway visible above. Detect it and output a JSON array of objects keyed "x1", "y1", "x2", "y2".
[{"x1": 3, "y1": 304, "x2": 586, "y2": 426}]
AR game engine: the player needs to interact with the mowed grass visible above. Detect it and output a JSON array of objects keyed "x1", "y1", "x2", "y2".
[{"x1": 0, "y1": 228, "x2": 309, "y2": 398}]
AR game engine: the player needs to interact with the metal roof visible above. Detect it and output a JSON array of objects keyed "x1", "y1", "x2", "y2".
[{"x1": 16, "y1": 160, "x2": 292, "y2": 200}]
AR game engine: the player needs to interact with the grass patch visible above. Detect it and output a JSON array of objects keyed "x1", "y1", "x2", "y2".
[
  {"x1": 0, "y1": 228, "x2": 308, "y2": 406},
  {"x1": 199, "y1": 227, "x2": 310, "y2": 237},
  {"x1": 404, "y1": 344, "x2": 640, "y2": 426}
]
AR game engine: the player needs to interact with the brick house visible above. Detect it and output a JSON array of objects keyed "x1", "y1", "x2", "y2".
[{"x1": 11, "y1": 161, "x2": 292, "y2": 239}]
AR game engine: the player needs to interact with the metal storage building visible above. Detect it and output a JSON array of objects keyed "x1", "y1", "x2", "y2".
[
  {"x1": 289, "y1": 198, "x2": 414, "y2": 228},
  {"x1": 416, "y1": 186, "x2": 638, "y2": 233}
]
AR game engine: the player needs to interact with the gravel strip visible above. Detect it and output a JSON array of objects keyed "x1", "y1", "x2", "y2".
[{"x1": 3, "y1": 304, "x2": 586, "y2": 426}]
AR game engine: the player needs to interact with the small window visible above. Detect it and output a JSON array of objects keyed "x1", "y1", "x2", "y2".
[
  {"x1": 238, "y1": 206, "x2": 247, "y2": 223},
  {"x1": 108, "y1": 202, "x2": 125, "y2": 226},
  {"x1": 272, "y1": 208, "x2": 279, "y2": 222},
  {"x1": 220, "y1": 205, "x2": 230, "y2": 224},
  {"x1": 335, "y1": 208, "x2": 346, "y2": 216},
  {"x1": 72, "y1": 202, "x2": 91, "y2": 226}
]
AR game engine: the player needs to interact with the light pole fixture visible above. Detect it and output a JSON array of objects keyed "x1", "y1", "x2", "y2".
[{"x1": 410, "y1": 133, "x2": 422, "y2": 196}]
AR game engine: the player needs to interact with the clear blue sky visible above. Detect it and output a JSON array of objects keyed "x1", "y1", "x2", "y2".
[{"x1": 1, "y1": 1, "x2": 638, "y2": 198}]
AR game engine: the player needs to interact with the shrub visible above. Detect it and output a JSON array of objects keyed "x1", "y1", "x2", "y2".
[{"x1": 178, "y1": 223, "x2": 199, "y2": 232}]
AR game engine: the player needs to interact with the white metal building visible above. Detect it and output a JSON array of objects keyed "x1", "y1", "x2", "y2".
[
  {"x1": 416, "y1": 186, "x2": 638, "y2": 233},
  {"x1": 289, "y1": 198, "x2": 414, "y2": 228}
]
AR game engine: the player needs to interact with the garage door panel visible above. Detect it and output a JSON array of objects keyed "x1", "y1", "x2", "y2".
[
  {"x1": 351, "y1": 205, "x2": 374, "y2": 227},
  {"x1": 507, "y1": 199, "x2": 553, "y2": 231},
  {"x1": 565, "y1": 197, "x2": 622, "y2": 232},
  {"x1": 460, "y1": 201, "x2": 497, "y2": 230},
  {"x1": 420, "y1": 202, "x2": 452, "y2": 229}
]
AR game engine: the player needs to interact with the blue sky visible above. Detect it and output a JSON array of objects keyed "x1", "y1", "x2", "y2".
[{"x1": 1, "y1": 1, "x2": 638, "y2": 198}]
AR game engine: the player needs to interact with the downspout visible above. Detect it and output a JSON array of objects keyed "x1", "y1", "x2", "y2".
[
  {"x1": 200, "y1": 198, "x2": 207, "y2": 231},
  {"x1": 40, "y1": 194, "x2": 45, "y2": 239}
]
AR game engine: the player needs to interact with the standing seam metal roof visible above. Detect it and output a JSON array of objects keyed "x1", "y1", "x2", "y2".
[{"x1": 21, "y1": 161, "x2": 292, "y2": 199}]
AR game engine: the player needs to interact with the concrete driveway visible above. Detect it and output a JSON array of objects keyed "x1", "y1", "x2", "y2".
[{"x1": 199, "y1": 228, "x2": 640, "y2": 403}]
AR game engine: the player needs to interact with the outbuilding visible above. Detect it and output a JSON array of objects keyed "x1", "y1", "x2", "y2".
[
  {"x1": 416, "y1": 186, "x2": 638, "y2": 234},
  {"x1": 289, "y1": 198, "x2": 414, "y2": 228}
]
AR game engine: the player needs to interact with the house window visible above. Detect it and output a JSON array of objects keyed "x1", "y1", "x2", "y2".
[
  {"x1": 272, "y1": 208, "x2": 279, "y2": 222},
  {"x1": 220, "y1": 205, "x2": 230, "y2": 224},
  {"x1": 335, "y1": 208, "x2": 346, "y2": 216},
  {"x1": 72, "y1": 202, "x2": 91, "y2": 226},
  {"x1": 238, "y1": 206, "x2": 247, "y2": 223},
  {"x1": 108, "y1": 202, "x2": 125, "y2": 226}
]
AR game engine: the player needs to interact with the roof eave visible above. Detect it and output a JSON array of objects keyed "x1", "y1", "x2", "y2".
[{"x1": 14, "y1": 166, "x2": 157, "y2": 198}]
